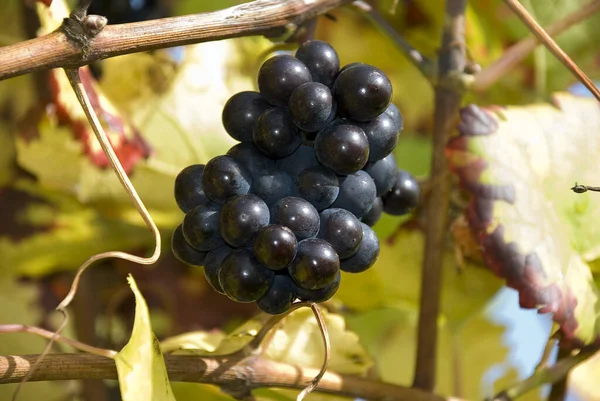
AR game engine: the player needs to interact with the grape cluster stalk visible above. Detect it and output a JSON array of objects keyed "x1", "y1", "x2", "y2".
[{"x1": 171, "y1": 40, "x2": 420, "y2": 314}]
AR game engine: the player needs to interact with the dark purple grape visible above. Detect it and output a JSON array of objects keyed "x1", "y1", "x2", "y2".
[
  {"x1": 222, "y1": 91, "x2": 272, "y2": 142},
  {"x1": 219, "y1": 249, "x2": 274, "y2": 302},
  {"x1": 330, "y1": 170, "x2": 377, "y2": 218},
  {"x1": 258, "y1": 55, "x2": 312, "y2": 107},
  {"x1": 257, "y1": 274, "x2": 296, "y2": 315},
  {"x1": 288, "y1": 238, "x2": 339, "y2": 290},
  {"x1": 276, "y1": 145, "x2": 319, "y2": 178},
  {"x1": 270, "y1": 197, "x2": 320, "y2": 240},
  {"x1": 382, "y1": 169, "x2": 420, "y2": 216},
  {"x1": 314, "y1": 124, "x2": 369, "y2": 175},
  {"x1": 295, "y1": 271, "x2": 340, "y2": 302},
  {"x1": 289, "y1": 82, "x2": 334, "y2": 132},
  {"x1": 295, "y1": 40, "x2": 340, "y2": 87},
  {"x1": 251, "y1": 168, "x2": 296, "y2": 207},
  {"x1": 202, "y1": 156, "x2": 252, "y2": 204},
  {"x1": 253, "y1": 108, "x2": 302, "y2": 159},
  {"x1": 361, "y1": 197, "x2": 383, "y2": 227},
  {"x1": 318, "y1": 208, "x2": 362, "y2": 259},
  {"x1": 357, "y1": 113, "x2": 398, "y2": 161},
  {"x1": 182, "y1": 203, "x2": 224, "y2": 251},
  {"x1": 333, "y1": 64, "x2": 392, "y2": 122},
  {"x1": 340, "y1": 223, "x2": 379, "y2": 273},
  {"x1": 174, "y1": 164, "x2": 210, "y2": 213},
  {"x1": 204, "y1": 244, "x2": 234, "y2": 294},
  {"x1": 171, "y1": 224, "x2": 207, "y2": 266},
  {"x1": 253, "y1": 225, "x2": 298, "y2": 270},
  {"x1": 364, "y1": 154, "x2": 398, "y2": 196},
  {"x1": 337, "y1": 62, "x2": 365, "y2": 76},
  {"x1": 226, "y1": 142, "x2": 276, "y2": 176},
  {"x1": 297, "y1": 166, "x2": 339, "y2": 211},
  {"x1": 384, "y1": 102, "x2": 403, "y2": 132},
  {"x1": 220, "y1": 194, "x2": 270, "y2": 247}
]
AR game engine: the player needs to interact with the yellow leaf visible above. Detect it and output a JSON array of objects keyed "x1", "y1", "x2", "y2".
[{"x1": 116, "y1": 275, "x2": 176, "y2": 401}]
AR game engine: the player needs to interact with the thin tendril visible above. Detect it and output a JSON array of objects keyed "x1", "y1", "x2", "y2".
[
  {"x1": 11, "y1": 67, "x2": 162, "y2": 400},
  {"x1": 297, "y1": 303, "x2": 330, "y2": 401}
]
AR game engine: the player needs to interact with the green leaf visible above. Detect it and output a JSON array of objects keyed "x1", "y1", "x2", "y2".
[
  {"x1": 116, "y1": 275, "x2": 176, "y2": 401},
  {"x1": 162, "y1": 308, "x2": 372, "y2": 376},
  {"x1": 0, "y1": 180, "x2": 150, "y2": 277},
  {"x1": 0, "y1": 278, "x2": 72, "y2": 400},
  {"x1": 446, "y1": 93, "x2": 600, "y2": 347},
  {"x1": 336, "y1": 228, "x2": 502, "y2": 326}
]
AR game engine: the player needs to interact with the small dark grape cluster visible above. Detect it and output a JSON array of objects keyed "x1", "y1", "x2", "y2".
[{"x1": 171, "y1": 41, "x2": 420, "y2": 315}]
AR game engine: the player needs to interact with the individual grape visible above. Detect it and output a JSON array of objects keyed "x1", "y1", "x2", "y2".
[
  {"x1": 202, "y1": 156, "x2": 252, "y2": 204},
  {"x1": 288, "y1": 238, "x2": 339, "y2": 290},
  {"x1": 337, "y1": 62, "x2": 365, "y2": 76},
  {"x1": 88, "y1": 0, "x2": 167, "y2": 24},
  {"x1": 253, "y1": 225, "x2": 298, "y2": 270},
  {"x1": 318, "y1": 208, "x2": 362, "y2": 259},
  {"x1": 171, "y1": 224, "x2": 207, "y2": 267},
  {"x1": 330, "y1": 171, "x2": 377, "y2": 218},
  {"x1": 333, "y1": 64, "x2": 392, "y2": 122},
  {"x1": 295, "y1": 40, "x2": 340, "y2": 87},
  {"x1": 361, "y1": 197, "x2": 383, "y2": 227},
  {"x1": 257, "y1": 274, "x2": 296, "y2": 315},
  {"x1": 297, "y1": 166, "x2": 339, "y2": 210},
  {"x1": 174, "y1": 164, "x2": 210, "y2": 213},
  {"x1": 384, "y1": 102, "x2": 404, "y2": 132},
  {"x1": 182, "y1": 203, "x2": 224, "y2": 251},
  {"x1": 340, "y1": 223, "x2": 380, "y2": 273},
  {"x1": 357, "y1": 113, "x2": 398, "y2": 162},
  {"x1": 276, "y1": 145, "x2": 319, "y2": 178},
  {"x1": 382, "y1": 169, "x2": 420, "y2": 215},
  {"x1": 257, "y1": 55, "x2": 312, "y2": 107},
  {"x1": 295, "y1": 271, "x2": 340, "y2": 302},
  {"x1": 218, "y1": 249, "x2": 273, "y2": 302},
  {"x1": 222, "y1": 91, "x2": 272, "y2": 142},
  {"x1": 204, "y1": 244, "x2": 234, "y2": 294},
  {"x1": 220, "y1": 194, "x2": 270, "y2": 247},
  {"x1": 314, "y1": 124, "x2": 369, "y2": 175},
  {"x1": 253, "y1": 108, "x2": 302, "y2": 159},
  {"x1": 270, "y1": 197, "x2": 320, "y2": 240},
  {"x1": 364, "y1": 154, "x2": 398, "y2": 196},
  {"x1": 226, "y1": 142, "x2": 276, "y2": 176},
  {"x1": 251, "y1": 168, "x2": 296, "y2": 207},
  {"x1": 288, "y1": 82, "x2": 334, "y2": 132}
]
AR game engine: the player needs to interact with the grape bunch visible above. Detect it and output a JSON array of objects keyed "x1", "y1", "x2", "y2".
[{"x1": 171, "y1": 40, "x2": 420, "y2": 315}]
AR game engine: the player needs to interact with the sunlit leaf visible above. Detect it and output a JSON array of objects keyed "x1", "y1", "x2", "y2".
[
  {"x1": 570, "y1": 350, "x2": 600, "y2": 401},
  {"x1": 446, "y1": 93, "x2": 600, "y2": 347},
  {"x1": 0, "y1": 180, "x2": 150, "y2": 277},
  {"x1": 115, "y1": 275, "x2": 176, "y2": 401}
]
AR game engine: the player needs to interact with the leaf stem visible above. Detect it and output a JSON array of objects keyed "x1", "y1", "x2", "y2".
[
  {"x1": 492, "y1": 348, "x2": 598, "y2": 401},
  {"x1": 413, "y1": 0, "x2": 469, "y2": 391},
  {"x1": 474, "y1": 0, "x2": 600, "y2": 92},
  {"x1": 502, "y1": 0, "x2": 600, "y2": 102}
]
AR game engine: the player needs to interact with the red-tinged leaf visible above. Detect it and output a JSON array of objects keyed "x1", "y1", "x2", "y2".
[
  {"x1": 48, "y1": 68, "x2": 152, "y2": 173},
  {"x1": 35, "y1": 0, "x2": 152, "y2": 174},
  {"x1": 446, "y1": 94, "x2": 600, "y2": 348},
  {"x1": 38, "y1": 0, "x2": 52, "y2": 6}
]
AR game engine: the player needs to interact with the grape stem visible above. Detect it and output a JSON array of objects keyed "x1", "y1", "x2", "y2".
[
  {"x1": 351, "y1": 1, "x2": 435, "y2": 81},
  {"x1": 501, "y1": 0, "x2": 600, "y2": 102},
  {"x1": 0, "y1": 0, "x2": 355, "y2": 81}
]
